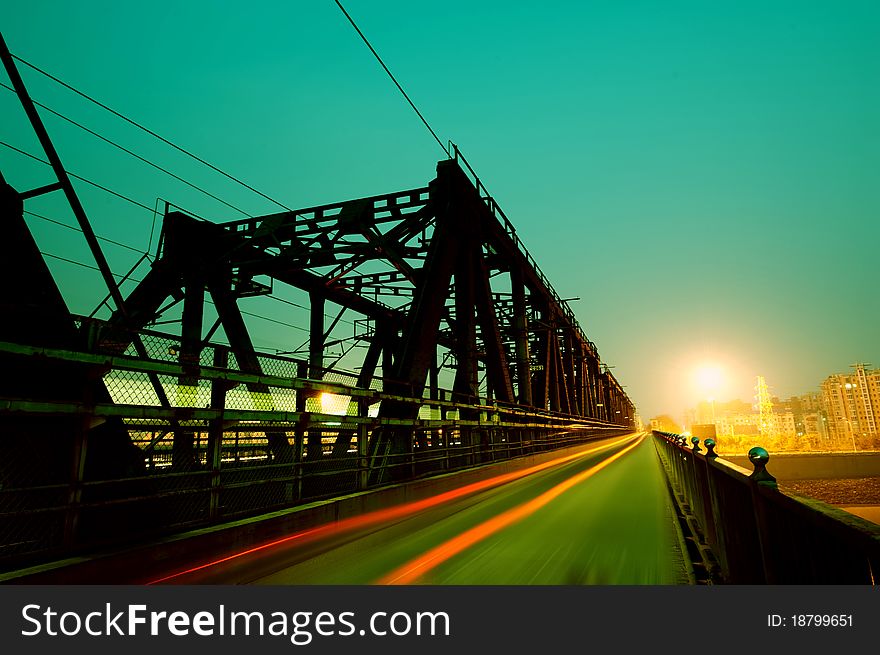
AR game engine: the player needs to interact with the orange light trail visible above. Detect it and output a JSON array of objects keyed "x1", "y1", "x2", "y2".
[
  {"x1": 147, "y1": 434, "x2": 638, "y2": 584},
  {"x1": 378, "y1": 435, "x2": 645, "y2": 585}
]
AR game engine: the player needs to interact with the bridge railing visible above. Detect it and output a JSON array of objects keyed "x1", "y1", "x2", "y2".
[
  {"x1": 0, "y1": 322, "x2": 630, "y2": 571},
  {"x1": 653, "y1": 430, "x2": 880, "y2": 584}
]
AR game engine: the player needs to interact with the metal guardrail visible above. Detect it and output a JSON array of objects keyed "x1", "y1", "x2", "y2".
[
  {"x1": 653, "y1": 430, "x2": 880, "y2": 583},
  {"x1": 0, "y1": 322, "x2": 630, "y2": 570}
]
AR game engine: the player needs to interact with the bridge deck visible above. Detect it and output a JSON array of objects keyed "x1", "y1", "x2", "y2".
[{"x1": 157, "y1": 434, "x2": 693, "y2": 585}]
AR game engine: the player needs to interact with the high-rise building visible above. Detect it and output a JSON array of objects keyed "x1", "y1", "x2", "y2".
[
  {"x1": 755, "y1": 376, "x2": 776, "y2": 439},
  {"x1": 787, "y1": 391, "x2": 825, "y2": 437},
  {"x1": 820, "y1": 364, "x2": 880, "y2": 447}
]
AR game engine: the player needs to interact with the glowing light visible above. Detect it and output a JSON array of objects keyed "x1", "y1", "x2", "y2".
[
  {"x1": 695, "y1": 364, "x2": 723, "y2": 394},
  {"x1": 320, "y1": 392, "x2": 351, "y2": 415}
]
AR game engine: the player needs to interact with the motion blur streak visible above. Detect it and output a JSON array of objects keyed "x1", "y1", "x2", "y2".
[
  {"x1": 148, "y1": 434, "x2": 636, "y2": 584},
  {"x1": 378, "y1": 435, "x2": 646, "y2": 585}
]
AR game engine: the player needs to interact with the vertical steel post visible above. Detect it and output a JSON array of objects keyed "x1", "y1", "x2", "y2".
[
  {"x1": 308, "y1": 292, "x2": 325, "y2": 461},
  {"x1": 472, "y1": 243, "x2": 514, "y2": 403},
  {"x1": 357, "y1": 402, "x2": 370, "y2": 491},
  {"x1": 209, "y1": 281, "x2": 293, "y2": 463},
  {"x1": 294, "y1": 360, "x2": 307, "y2": 500},
  {"x1": 174, "y1": 282, "x2": 203, "y2": 470},
  {"x1": 454, "y1": 247, "x2": 478, "y2": 466},
  {"x1": 207, "y1": 348, "x2": 227, "y2": 520},
  {"x1": 62, "y1": 419, "x2": 89, "y2": 548}
]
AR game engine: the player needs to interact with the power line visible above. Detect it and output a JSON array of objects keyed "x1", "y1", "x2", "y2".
[
  {"x1": 7, "y1": 145, "x2": 340, "y2": 333},
  {"x1": 11, "y1": 53, "x2": 293, "y2": 212},
  {"x1": 238, "y1": 308, "x2": 309, "y2": 333},
  {"x1": 25, "y1": 210, "x2": 150, "y2": 255},
  {"x1": 267, "y1": 293, "x2": 356, "y2": 327},
  {"x1": 5, "y1": 56, "x2": 359, "y2": 338},
  {"x1": 69, "y1": 169, "x2": 156, "y2": 212},
  {"x1": 40, "y1": 250, "x2": 146, "y2": 280},
  {"x1": 0, "y1": 81, "x2": 251, "y2": 217},
  {"x1": 39, "y1": 245, "x2": 352, "y2": 332},
  {"x1": 3, "y1": 140, "x2": 208, "y2": 221},
  {"x1": 266, "y1": 294, "x2": 310, "y2": 312},
  {"x1": 332, "y1": 0, "x2": 449, "y2": 157},
  {"x1": 41, "y1": 248, "x2": 311, "y2": 335},
  {"x1": 0, "y1": 139, "x2": 155, "y2": 213}
]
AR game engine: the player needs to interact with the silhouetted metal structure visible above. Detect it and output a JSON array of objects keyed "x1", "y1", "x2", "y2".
[
  {"x1": 102, "y1": 148, "x2": 634, "y2": 476},
  {"x1": 0, "y1": 40, "x2": 634, "y2": 568}
]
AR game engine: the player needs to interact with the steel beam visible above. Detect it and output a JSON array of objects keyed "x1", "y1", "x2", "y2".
[
  {"x1": 307, "y1": 292, "x2": 325, "y2": 460},
  {"x1": 208, "y1": 280, "x2": 294, "y2": 463},
  {"x1": 472, "y1": 241, "x2": 514, "y2": 404},
  {"x1": 0, "y1": 34, "x2": 124, "y2": 314},
  {"x1": 174, "y1": 280, "x2": 204, "y2": 470}
]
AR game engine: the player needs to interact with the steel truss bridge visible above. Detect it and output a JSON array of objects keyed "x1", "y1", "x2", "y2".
[{"x1": 0, "y1": 37, "x2": 633, "y2": 569}]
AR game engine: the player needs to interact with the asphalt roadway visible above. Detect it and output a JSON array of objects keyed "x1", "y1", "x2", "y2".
[{"x1": 154, "y1": 433, "x2": 693, "y2": 585}]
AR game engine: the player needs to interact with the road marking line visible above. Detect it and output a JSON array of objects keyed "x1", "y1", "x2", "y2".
[{"x1": 378, "y1": 435, "x2": 646, "y2": 585}]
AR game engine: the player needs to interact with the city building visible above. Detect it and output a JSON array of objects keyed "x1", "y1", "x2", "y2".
[
  {"x1": 677, "y1": 365, "x2": 876, "y2": 451},
  {"x1": 820, "y1": 364, "x2": 880, "y2": 447},
  {"x1": 782, "y1": 391, "x2": 828, "y2": 440},
  {"x1": 685, "y1": 397, "x2": 796, "y2": 438},
  {"x1": 713, "y1": 410, "x2": 796, "y2": 438}
]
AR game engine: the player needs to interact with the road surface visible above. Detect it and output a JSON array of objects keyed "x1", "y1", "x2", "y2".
[{"x1": 153, "y1": 433, "x2": 692, "y2": 585}]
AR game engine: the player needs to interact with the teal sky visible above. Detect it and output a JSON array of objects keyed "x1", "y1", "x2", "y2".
[{"x1": 1, "y1": 1, "x2": 878, "y2": 420}]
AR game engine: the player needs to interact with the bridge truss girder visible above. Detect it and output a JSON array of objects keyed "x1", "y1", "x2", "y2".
[{"x1": 96, "y1": 158, "x2": 633, "y2": 474}]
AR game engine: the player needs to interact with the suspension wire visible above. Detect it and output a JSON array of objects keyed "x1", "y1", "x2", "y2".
[
  {"x1": 11, "y1": 53, "x2": 293, "y2": 211},
  {"x1": 332, "y1": 0, "x2": 449, "y2": 157},
  {"x1": 0, "y1": 81, "x2": 251, "y2": 217}
]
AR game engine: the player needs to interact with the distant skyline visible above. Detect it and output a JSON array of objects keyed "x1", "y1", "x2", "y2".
[{"x1": 1, "y1": 1, "x2": 878, "y2": 419}]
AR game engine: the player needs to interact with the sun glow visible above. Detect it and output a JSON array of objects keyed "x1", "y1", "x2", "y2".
[{"x1": 695, "y1": 364, "x2": 724, "y2": 395}]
